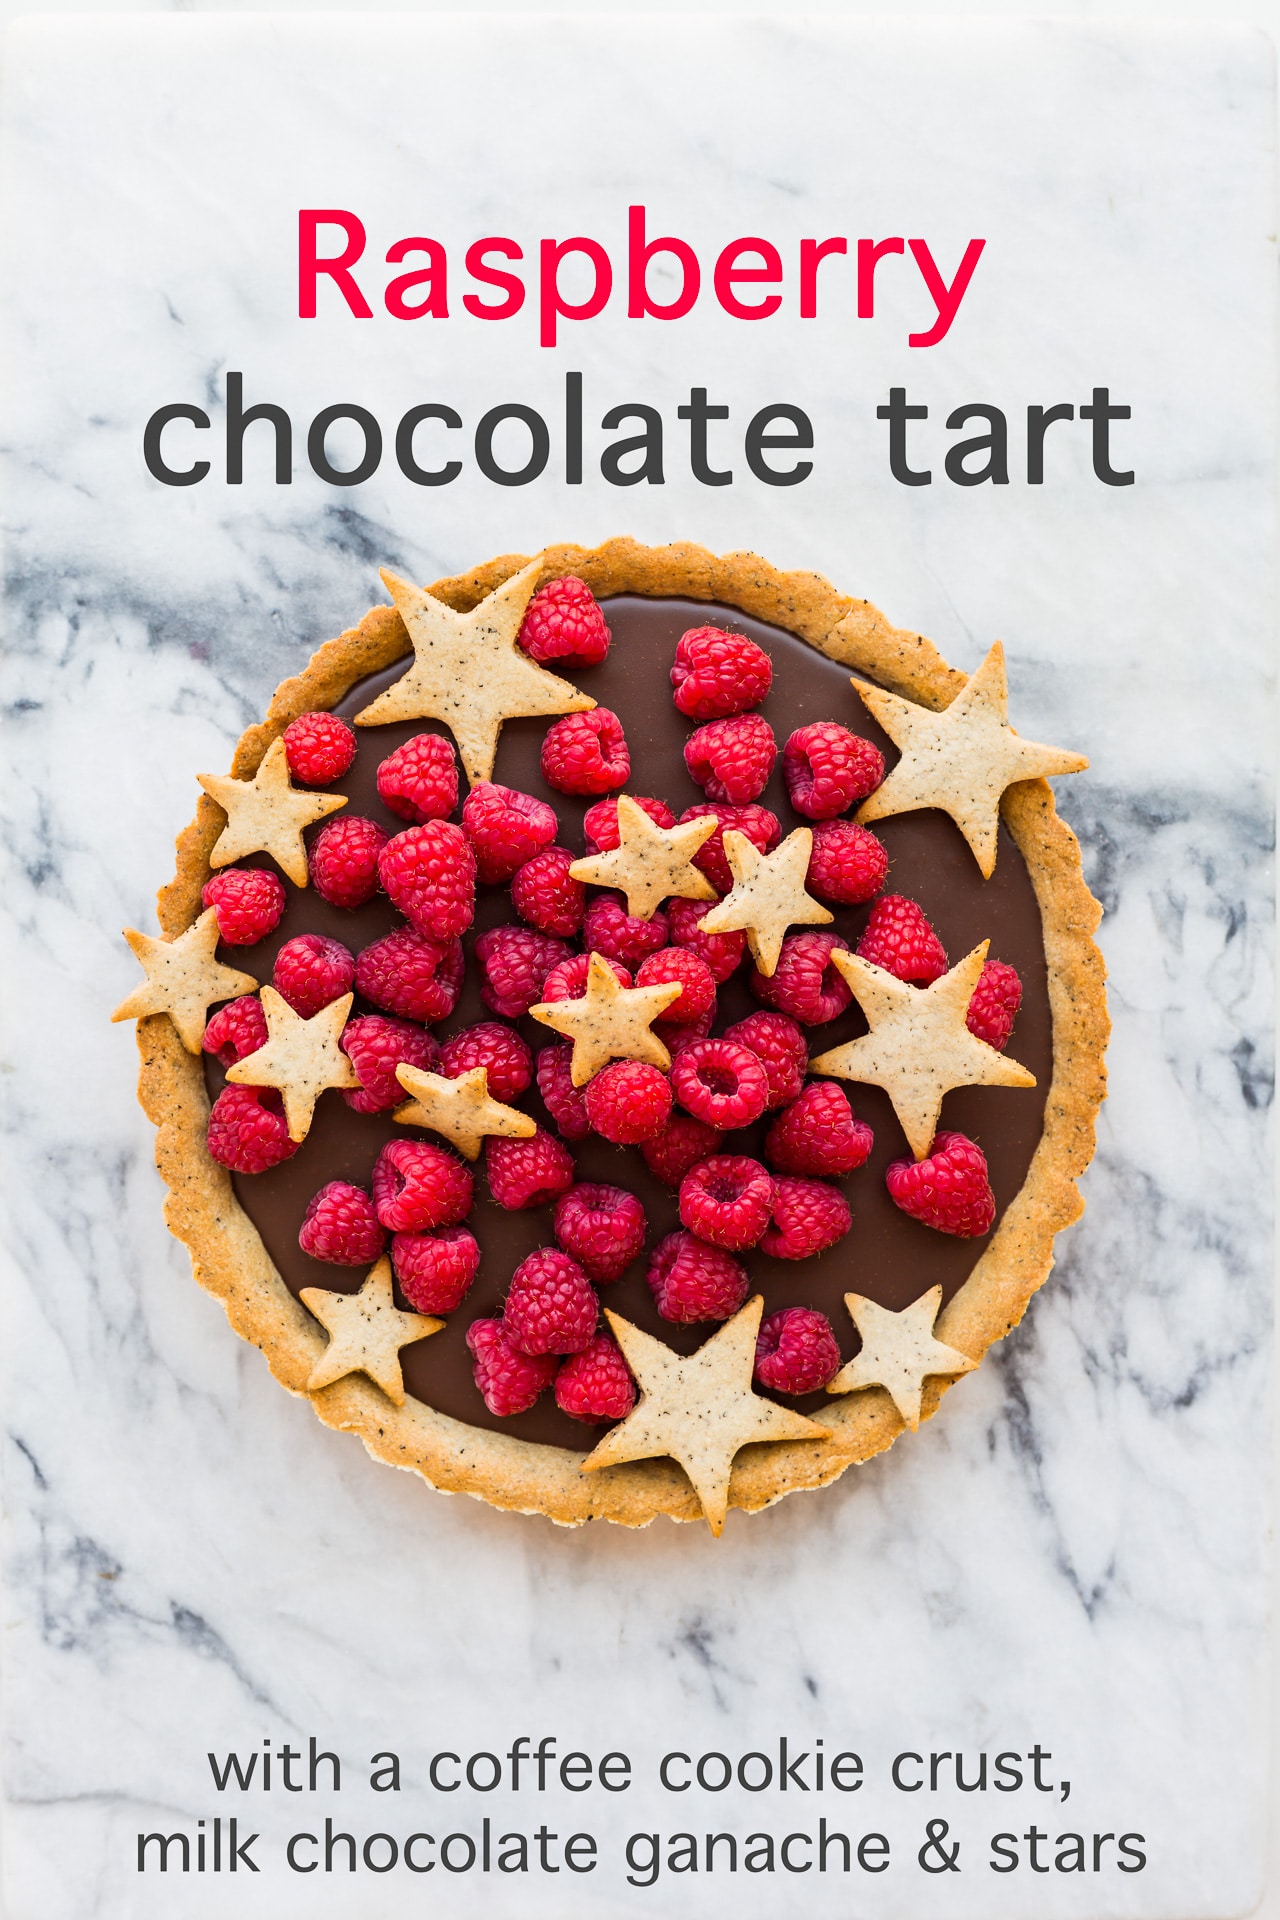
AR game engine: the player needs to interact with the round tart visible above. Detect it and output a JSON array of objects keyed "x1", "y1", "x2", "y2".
[{"x1": 117, "y1": 539, "x2": 1107, "y2": 1531}]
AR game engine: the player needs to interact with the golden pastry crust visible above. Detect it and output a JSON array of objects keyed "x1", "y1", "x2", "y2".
[{"x1": 139, "y1": 538, "x2": 1109, "y2": 1528}]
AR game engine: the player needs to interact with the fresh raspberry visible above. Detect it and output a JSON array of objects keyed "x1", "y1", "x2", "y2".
[
  {"x1": 378, "y1": 822, "x2": 476, "y2": 941},
  {"x1": 751, "y1": 931, "x2": 852, "y2": 1026},
  {"x1": 467, "y1": 1317, "x2": 557, "y2": 1416},
  {"x1": 584, "y1": 1061, "x2": 672, "y2": 1144},
  {"x1": 655, "y1": 1004, "x2": 716, "y2": 1054},
  {"x1": 511, "y1": 846, "x2": 585, "y2": 938},
  {"x1": 722, "y1": 1010, "x2": 807, "y2": 1108},
  {"x1": 762, "y1": 1176, "x2": 852, "y2": 1259},
  {"x1": 376, "y1": 732, "x2": 459, "y2": 824},
  {"x1": 783, "y1": 722, "x2": 885, "y2": 819},
  {"x1": 341, "y1": 1013, "x2": 439, "y2": 1113},
  {"x1": 634, "y1": 947, "x2": 717, "y2": 1027},
  {"x1": 308, "y1": 816, "x2": 389, "y2": 909},
  {"x1": 439, "y1": 1021, "x2": 533, "y2": 1102},
  {"x1": 646, "y1": 1231, "x2": 750, "y2": 1324},
  {"x1": 541, "y1": 951, "x2": 632, "y2": 1004},
  {"x1": 886, "y1": 1130, "x2": 997, "y2": 1237},
  {"x1": 536, "y1": 1041, "x2": 591, "y2": 1140},
  {"x1": 272, "y1": 933, "x2": 355, "y2": 1017},
  {"x1": 486, "y1": 1128, "x2": 576, "y2": 1209},
  {"x1": 554, "y1": 1182, "x2": 647, "y2": 1282},
  {"x1": 582, "y1": 892, "x2": 668, "y2": 969},
  {"x1": 517, "y1": 575, "x2": 612, "y2": 667},
  {"x1": 298, "y1": 1181, "x2": 386, "y2": 1265},
  {"x1": 807, "y1": 821, "x2": 890, "y2": 907},
  {"x1": 684, "y1": 714, "x2": 777, "y2": 804},
  {"x1": 206, "y1": 1084, "x2": 298, "y2": 1175},
  {"x1": 541, "y1": 709, "x2": 630, "y2": 796},
  {"x1": 666, "y1": 895, "x2": 748, "y2": 983},
  {"x1": 966, "y1": 959, "x2": 1023, "y2": 1051},
  {"x1": 766, "y1": 1081, "x2": 873, "y2": 1177},
  {"x1": 582, "y1": 794, "x2": 674, "y2": 851},
  {"x1": 680, "y1": 802, "x2": 781, "y2": 893},
  {"x1": 857, "y1": 894, "x2": 948, "y2": 984},
  {"x1": 355, "y1": 927, "x2": 463, "y2": 1023},
  {"x1": 671, "y1": 626, "x2": 772, "y2": 719},
  {"x1": 755, "y1": 1307, "x2": 841, "y2": 1393},
  {"x1": 503, "y1": 1247, "x2": 598, "y2": 1356},
  {"x1": 555, "y1": 1331, "x2": 636, "y2": 1423},
  {"x1": 393, "y1": 1225, "x2": 481, "y2": 1313},
  {"x1": 475, "y1": 925, "x2": 571, "y2": 1018},
  {"x1": 461, "y1": 781, "x2": 558, "y2": 884},
  {"x1": 372, "y1": 1138, "x2": 473, "y2": 1232},
  {"x1": 671, "y1": 1039, "x2": 770, "y2": 1131},
  {"x1": 639, "y1": 1113, "x2": 721, "y2": 1187},
  {"x1": 201, "y1": 867, "x2": 286, "y2": 946},
  {"x1": 202, "y1": 994, "x2": 268, "y2": 1066},
  {"x1": 282, "y1": 711, "x2": 357, "y2": 786},
  {"x1": 678, "y1": 1155, "x2": 773, "y2": 1251}
]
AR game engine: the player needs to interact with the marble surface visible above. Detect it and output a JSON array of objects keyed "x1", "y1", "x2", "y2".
[{"x1": 0, "y1": 15, "x2": 1273, "y2": 1919}]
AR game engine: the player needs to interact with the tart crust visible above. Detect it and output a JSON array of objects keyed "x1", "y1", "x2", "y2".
[{"x1": 138, "y1": 539, "x2": 1108, "y2": 1528}]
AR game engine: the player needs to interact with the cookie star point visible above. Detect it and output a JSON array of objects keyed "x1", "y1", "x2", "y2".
[
  {"x1": 197, "y1": 736, "x2": 346, "y2": 887},
  {"x1": 568, "y1": 796, "x2": 718, "y2": 920},
  {"x1": 111, "y1": 908, "x2": 259, "y2": 1053},
  {"x1": 393, "y1": 1064, "x2": 537, "y2": 1161},
  {"x1": 226, "y1": 984, "x2": 359, "y2": 1141},
  {"x1": 699, "y1": 826, "x2": 833, "y2": 976},
  {"x1": 530, "y1": 950, "x2": 681, "y2": 1086},
  {"x1": 829, "y1": 1286, "x2": 977, "y2": 1430},
  {"x1": 301, "y1": 1257, "x2": 442, "y2": 1408}
]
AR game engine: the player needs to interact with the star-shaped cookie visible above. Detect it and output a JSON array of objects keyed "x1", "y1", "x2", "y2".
[
  {"x1": 853, "y1": 641, "x2": 1088, "y2": 878},
  {"x1": 699, "y1": 826, "x2": 833, "y2": 976},
  {"x1": 530, "y1": 951, "x2": 682, "y2": 1086},
  {"x1": 225, "y1": 985, "x2": 359, "y2": 1141},
  {"x1": 393, "y1": 1064, "x2": 537, "y2": 1161},
  {"x1": 111, "y1": 908, "x2": 259, "y2": 1054},
  {"x1": 568, "y1": 796, "x2": 718, "y2": 920},
  {"x1": 809, "y1": 944, "x2": 1035, "y2": 1159},
  {"x1": 198, "y1": 736, "x2": 347, "y2": 887},
  {"x1": 354, "y1": 558, "x2": 596, "y2": 786},
  {"x1": 582, "y1": 1297, "x2": 826, "y2": 1535},
  {"x1": 301, "y1": 1258, "x2": 442, "y2": 1408},
  {"x1": 828, "y1": 1286, "x2": 977, "y2": 1430}
]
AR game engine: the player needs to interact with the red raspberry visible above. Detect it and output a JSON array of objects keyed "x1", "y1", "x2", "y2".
[
  {"x1": 487, "y1": 1128, "x2": 576, "y2": 1209},
  {"x1": 376, "y1": 732, "x2": 459, "y2": 824},
  {"x1": 807, "y1": 821, "x2": 890, "y2": 907},
  {"x1": 647, "y1": 1231, "x2": 749, "y2": 1324},
  {"x1": 355, "y1": 927, "x2": 463, "y2": 1023},
  {"x1": 755, "y1": 1307, "x2": 841, "y2": 1393},
  {"x1": 680, "y1": 802, "x2": 780, "y2": 893},
  {"x1": 583, "y1": 794, "x2": 674, "y2": 851},
  {"x1": 272, "y1": 933, "x2": 355, "y2": 1017},
  {"x1": 467, "y1": 1317, "x2": 557, "y2": 1416},
  {"x1": 722, "y1": 1010, "x2": 807, "y2": 1108},
  {"x1": 298, "y1": 1181, "x2": 386, "y2": 1265},
  {"x1": 671, "y1": 625, "x2": 772, "y2": 719},
  {"x1": 511, "y1": 846, "x2": 585, "y2": 937},
  {"x1": 341, "y1": 1014, "x2": 439, "y2": 1113},
  {"x1": 582, "y1": 892, "x2": 668, "y2": 969},
  {"x1": 666, "y1": 895, "x2": 747, "y2": 983},
  {"x1": 655, "y1": 1005, "x2": 716, "y2": 1054},
  {"x1": 541, "y1": 709, "x2": 630, "y2": 796},
  {"x1": 542, "y1": 953, "x2": 631, "y2": 1003},
  {"x1": 684, "y1": 714, "x2": 777, "y2": 804},
  {"x1": 671, "y1": 1039, "x2": 770, "y2": 1131},
  {"x1": 461, "y1": 781, "x2": 558, "y2": 884},
  {"x1": 887, "y1": 1130, "x2": 996, "y2": 1237},
  {"x1": 640, "y1": 1113, "x2": 721, "y2": 1187},
  {"x1": 393, "y1": 1225, "x2": 481, "y2": 1313},
  {"x1": 857, "y1": 894, "x2": 948, "y2": 984},
  {"x1": 555, "y1": 1332, "x2": 636, "y2": 1423},
  {"x1": 751, "y1": 931, "x2": 852, "y2": 1026},
  {"x1": 378, "y1": 822, "x2": 475, "y2": 941},
  {"x1": 282, "y1": 711, "x2": 357, "y2": 786},
  {"x1": 678, "y1": 1155, "x2": 773, "y2": 1251},
  {"x1": 766, "y1": 1081, "x2": 874, "y2": 1177},
  {"x1": 202, "y1": 867, "x2": 286, "y2": 946},
  {"x1": 206, "y1": 1084, "x2": 298, "y2": 1174},
  {"x1": 439, "y1": 1021, "x2": 532, "y2": 1102},
  {"x1": 503, "y1": 1247, "x2": 598, "y2": 1356},
  {"x1": 762, "y1": 1176, "x2": 852, "y2": 1259},
  {"x1": 517, "y1": 575, "x2": 611, "y2": 667},
  {"x1": 309, "y1": 816, "x2": 389, "y2": 909},
  {"x1": 372, "y1": 1138, "x2": 473, "y2": 1232},
  {"x1": 553, "y1": 1182, "x2": 647, "y2": 1283},
  {"x1": 584, "y1": 1060, "x2": 672, "y2": 1144},
  {"x1": 783, "y1": 722, "x2": 885, "y2": 819},
  {"x1": 202, "y1": 994, "x2": 268, "y2": 1066},
  {"x1": 966, "y1": 959, "x2": 1023, "y2": 1051},
  {"x1": 634, "y1": 947, "x2": 716, "y2": 1027},
  {"x1": 475, "y1": 925, "x2": 570, "y2": 1019},
  {"x1": 536, "y1": 1041, "x2": 590, "y2": 1140}
]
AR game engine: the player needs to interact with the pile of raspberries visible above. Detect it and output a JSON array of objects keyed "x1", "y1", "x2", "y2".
[{"x1": 200, "y1": 576, "x2": 1021, "y2": 1425}]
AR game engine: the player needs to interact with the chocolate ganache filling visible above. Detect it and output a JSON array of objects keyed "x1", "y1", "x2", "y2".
[{"x1": 204, "y1": 595, "x2": 1052, "y2": 1448}]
